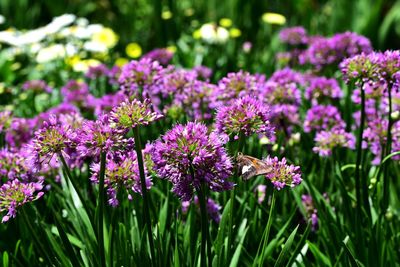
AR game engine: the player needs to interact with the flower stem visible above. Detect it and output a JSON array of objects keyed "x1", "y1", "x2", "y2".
[
  {"x1": 197, "y1": 183, "x2": 212, "y2": 267},
  {"x1": 259, "y1": 190, "x2": 276, "y2": 266},
  {"x1": 97, "y1": 152, "x2": 106, "y2": 267},
  {"x1": 227, "y1": 133, "x2": 245, "y2": 258},
  {"x1": 383, "y1": 84, "x2": 393, "y2": 210},
  {"x1": 133, "y1": 126, "x2": 156, "y2": 264}
]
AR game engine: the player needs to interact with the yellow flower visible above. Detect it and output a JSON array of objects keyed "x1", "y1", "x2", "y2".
[
  {"x1": 166, "y1": 45, "x2": 177, "y2": 53},
  {"x1": 219, "y1": 18, "x2": 232, "y2": 28},
  {"x1": 65, "y1": 55, "x2": 81, "y2": 66},
  {"x1": 92, "y1": 27, "x2": 119, "y2": 48},
  {"x1": 229, "y1": 28, "x2": 241, "y2": 38},
  {"x1": 162, "y1": 11, "x2": 173, "y2": 20},
  {"x1": 192, "y1": 29, "x2": 201, "y2": 39},
  {"x1": 72, "y1": 59, "x2": 102, "y2": 72},
  {"x1": 262, "y1": 12, "x2": 286, "y2": 25},
  {"x1": 184, "y1": 8, "x2": 194, "y2": 17},
  {"x1": 126, "y1": 43, "x2": 142, "y2": 58},
  {"x1": 115, "y1": 57, "x2": 129, "y2": 67}
]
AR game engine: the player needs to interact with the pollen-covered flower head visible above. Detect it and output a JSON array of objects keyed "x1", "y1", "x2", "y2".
[
  {"x1": 90, "y1": 150, "x2": 152, "y2": 207},
  {"x1": 303, "y1": 104, "x2": 345, "y2": 133},
  {"x1": 27, "y1": 115, "x2": 71, "y2": 172},
  {"x1": 109, "y1": 98, "x2": 163, "y2": 132},
  {"x1": 0, "y1": 149, "x2": 36, "y2": 182},
  {"x1": 263, "y1": 156, "x2": 302, "y2": 190},
  {"x1": 151, "y1": 122, "x2": 233, "y2": 201},
  {"x1": 0, "y1": 179, "x2": 44, "y2": 223},
  {"x1": 340, "y1": 52, "x2": 383, "y2": 83},
  {"x1": 215, "y1": 96, "x2": 274, "y2": 139},
  {"x1": 313, "y1": 128, "x2": 356, "y2": 157}
]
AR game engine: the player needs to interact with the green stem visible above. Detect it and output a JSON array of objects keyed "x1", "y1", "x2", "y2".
[
  {"x1": 383, "y1": 84, "x2": 393, "y2": 210},
  {"x1": 97, "y1": 152, "x2": 106, "y2": 267},
  {"x1": 227, "y1": 133, "x2": 246, "y2": 258},
  {"x1": 259, "y1": 190, "x2": 276, "y2": 266},
  {"x1": 197, "y1": 183, "x2": 212, "y2": 267},
  {"x1": 133, "y1": 126, "x2": 156, "y2": 265}
]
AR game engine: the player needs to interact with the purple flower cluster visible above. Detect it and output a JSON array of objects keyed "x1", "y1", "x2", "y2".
[
  {"x1": 0, "y1": 179, "x2": 44, "y2": 223},
  {"x1": 303, "y1": 105, "x2": 345, "y2": 133},
  {"x1": 263, "y1": 156, "x2": 302, "y2": 190},
  {"x1": 143, "y1": 48, "x2": 174, "y2": 66},
  {"x1": 215, "y1": 96, "x2": 273, "y2": 139},
  {"x1": 279, "y1": 27, "x2": 308, "y2": 46},
  {"x1": 181, "y1": 196, "x2": 222, "y2": 223},
  {"x1": 61, "y1": 80, "x2": 90, "y2": 104},
  {"x1": 22, "y1": 80, "x2": 52, "y2": 93},
  {"x1": 150, "y1": 122, "x2": 233, "y2": 201},
  {"x1": 90, "y1": 150, "x2": 152, "y2": 206},
  {"x1": 313, "y1": 128, "x2": 356, "y2": 157},
  {"x1": 305, "y1": 76, "x2": 343, "y2": 104},
  {"x1": 301, "y1": 194, "x2": 318, "y2": 231}
]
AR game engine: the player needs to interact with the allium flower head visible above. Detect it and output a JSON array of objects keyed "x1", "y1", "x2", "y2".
[
  {"x1": 0, "y1": 180, "x2": 44, "y2": 223},
  {"x1": 90, "y1": 151, "x2": 152, "y2": 206},
  {"x1": 5, "y1": 118, "x2": 36, "y2": 149},
  {"x1": 118, "y1": 58, "x2": 166, "y2": 97},
  {"x1": 0, "y1": 111, "x2": 12, "y2": 133},
  {"x1": 88, "y1": 91, "x2": 126, "y2": 116},
  {"x1": 193, "y1": 65, "x2": 213, "y2": 80},
  {"x1": 313, "y1": 128, "x2": 356, "y2": 157},
  {"x1": 263, "y1": 156, "x2": 302, "y2": 190},
  {"x1": 77, "y1": 114, "x2": 122, "y2": 157},
  {"x1": 340, "y1": 52, "x2": 383, "y2": 83},
  {"x1": 22, "y1": 80, "x2": 52, "y2": 93},
  {"x1": 0, "y1": 149, "x2": 36, "y2": 182},
  {"x1": 109, "y1": 99, "x2": 163, "y2": 132},
  {"x1": 255, "y1": 184, "x2": 267, "y2": 204},
  {"x1": 85, "y1": 64, "x2": 109, "y2": 79},
  {"x1": 215, "y1": 96, "x2": 274, "y2": 139},
  {"x1": 301, "y1": 194, "x2": 318, "y2": 230},
  {"x1": 27, "y1": 115, "x2": 71, "y2": 172},
  {"x1": 212, "y1": 71, "x2": 261, "y2": 107},
  {"x1": 61, "y1": 80, "x2": 89, "y2": 103},
  {"x1": 279, "y1": 27, "x2": 308, "y2": 45},
  {"x1": 151, "y1": 122, "x2": 233, "y2": 201},
  {"x1": 305, "y1": 76, "x2": 343, "y2": 103},
  {"x1": 303, "y1": 105, "x2": 345, "y2": 133},
  {"x1": 143, "y1": 48, "x2": 174, "y2": 66},
  {"x1": 182, "y1": 196, "x2": 222, "y2": 223}
]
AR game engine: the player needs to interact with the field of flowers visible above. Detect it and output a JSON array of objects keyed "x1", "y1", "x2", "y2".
[{"x1": 0, "y1": 1, "x2": 400, "y2": 267}]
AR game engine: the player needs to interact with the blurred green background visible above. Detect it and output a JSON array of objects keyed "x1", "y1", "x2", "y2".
[{"x1": 1, "y1": 0, "x2": 399, "y2": 51}]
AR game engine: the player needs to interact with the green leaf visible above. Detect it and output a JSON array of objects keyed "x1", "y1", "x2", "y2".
[
  {"x1": 3, "y1": 251, "x2": 9, "y2": 267},
  {"x1": 274, "y1": 225, "x2": 299, "y2": 267},
  {"x1": 229, "y1": 225, "x2": 249, "y2": 267},
  {"x1": 306, "y1": 241, "x2": 332, "y2": 267}
]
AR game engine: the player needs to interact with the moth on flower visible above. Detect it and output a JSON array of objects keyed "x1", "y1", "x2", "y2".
[{"x1": 236, "y1": 152, "x2": 272, "y2": 181}]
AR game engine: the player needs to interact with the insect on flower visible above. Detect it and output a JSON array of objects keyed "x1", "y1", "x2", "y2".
[{"x1": 236, "y1": 152, "x2": 272, "y2": 180}]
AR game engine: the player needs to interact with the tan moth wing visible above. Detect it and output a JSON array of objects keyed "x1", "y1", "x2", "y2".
[{"x1": 236, "y1": 153, "x2": 272, "y2": 180}]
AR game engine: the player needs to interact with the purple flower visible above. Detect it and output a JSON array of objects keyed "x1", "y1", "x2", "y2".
[
  {"x1": 88, "y1": 91, "x2": 126, "y2": 117},
  {"x1": 301, "y1": 194, "x2": 318, "y2": 231},
  {"x1": 340, "y1": 52, "x2": 383, "y2": 84},
  {"x1": 61, "y1": 80, "x2": 90, "y2": 103},
  {"x1": 263, "y1": 156, "x2": 302, "y2": 190},
  {"x1": 0, "y1": 111, "x2": 12, "y2": 133},
  {"x1": 143, "y1": 48, "x2": 174, "y2": 66},
  {"x1": 109, "y1": 99, "x2": 163, "y2": 132},
  {"x1": 279, "y1": 27, "x2": 308, "y2": 45},
  {"x1": 303, "y1": 32, "x2": 372, "y2": 70},
  {"x1": 215, "y1": 96, "x2": 274, "y2": 139},
  {"x1": 305, "y1": 76, "x2": 343, "y2": 104},
  {"x1": 363, "y1": 119, "x2": 400, "y2": 164},
  {"x1": 303, "y1": 105, "x2": 345, "y2": 133},
  {"x1": 0, "y1": 179, "x2": 44, "y2": 223},
  {"x1": 212, "y1": 71, "x2": 262, "y2": 107},
  {"x1": 0, "y1": 149, "x2": 36, "y2": 182},
  {"x1": 26, "y1": 115, "x2": 72, "y2": 172},
  {"x1": 255, "y1": 184, "x2": 267, "y2": 204},
  {"x1": 22, "y1": 80, "x2": 52, "y2": 93},
  {"x1": 76, "y1": 114, "x2": 122, "y2": 158},
  {"x1": 5, "y1": 118, "x2": 36, "y2": 149},
  {"x1": 90, "y1": 150, "x2": 152, "y2": 206},
  {"x1": 118, "y1": 58, "x2": 167, "y2": 100},
  {"x1": 85, "y1": 64, "x2": 110, "y2": 79},
  {"x1": 181, "y1": 196, "x2": 222, "y2": 223},
  {"x1": 313, "y1": 128, "x2": 356, "y2": 157},
  {"x1": 193, "y1": 65, "x2": 213, "y2": 80},
  {"x1": 150, "y1": 122, "x2": 233, "y2": 201}
]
